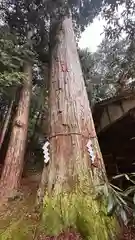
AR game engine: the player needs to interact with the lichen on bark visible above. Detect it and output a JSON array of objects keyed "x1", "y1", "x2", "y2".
[{"x1": 42, "y1": 174, "x2": 119, "y2": 240}]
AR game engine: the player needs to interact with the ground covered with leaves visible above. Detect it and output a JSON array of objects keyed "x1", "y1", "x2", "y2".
[
  {"x1": 0, "y1": 172, "x2": 135, "y2": 240},
  {"x1": 0, "y1": 173, "x2": 44, "y2": 240}
]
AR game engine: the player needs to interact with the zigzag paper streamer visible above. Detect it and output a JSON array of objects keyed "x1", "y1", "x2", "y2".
[
  {"x1": 42, "y1": 141, "x2": 50, "y2": 164},
  {"x1": 86, "y1": 139, "x2": 95, "y2": 163}
]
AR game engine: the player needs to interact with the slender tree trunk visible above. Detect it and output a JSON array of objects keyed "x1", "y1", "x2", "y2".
[
  {"x1": 36, "y1": 65, "x2": 49, "y2": 205},
  {"x1": 0, "y1": 100, "x2": 14, "y2": 151},
  {"x1": 0, "y1": 88, "x2": 20, "y2": 165},
  {"x1": 24, "y1": 109, "x2": 42, "y2": 163},
  {"x1": 36, "y1": 163, "x2": 49, "y2": 205},
  {"x1": 0, "y1": 62, "x2": 32, "y2": 199},
  {"x1": 42, "y1": 14, "x2": 119, "y2": 239}
]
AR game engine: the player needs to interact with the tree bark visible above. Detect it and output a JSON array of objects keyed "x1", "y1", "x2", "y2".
[
  {"x1": 36, "y1": 163, "x2": 49, "y2": 206},
  {"x1": 0, "y1": 100, "x2": 14, "y2": 151},
  {"x1": 42, "y1": 14, "x2": 119, "y2": 239},
  {"x1": 48, "y1": 16, "x2": 105, "y2": 194},
  {"x1": 36, "y1": 65, "x2": 49, "y2": 204},
  {"x1": 0, "y1": 62, "x2": 32, "y2": 199}
]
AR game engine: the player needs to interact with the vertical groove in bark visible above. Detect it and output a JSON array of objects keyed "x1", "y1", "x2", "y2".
[
  {"x1": 47, "y1": 15, "x2": 106, "y2": 194},
  {"x1": 0, "y1": 62, "x2": 32, "y2": 198}
]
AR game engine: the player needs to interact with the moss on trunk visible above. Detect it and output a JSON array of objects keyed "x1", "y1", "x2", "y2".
[
  {"x1": 42, "y1": 180, "x2": 119, "y2": 240},
  {"x1": 42, "y1": 13, "x2": 120, "y2": 240}
]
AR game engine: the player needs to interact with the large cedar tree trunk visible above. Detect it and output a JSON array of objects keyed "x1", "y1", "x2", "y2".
[
  {"x1": 42, "y1": 14, "x2": 119, "y2": 240},
  {"x1": 47, "y1": 17, "x2": 105, "y2": 193},
  {"x1": 0, "y1": 62, "x2": 32, "y2": 198}
]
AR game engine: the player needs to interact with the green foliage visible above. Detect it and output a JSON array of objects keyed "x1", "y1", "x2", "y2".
[
  {"x1": 96, "y1": 173, "x2": 135, "y2": 226},
  {"x1": 102, "y1": 0, "x2": 135, "y2": 80},
  {"x1": 1, "y1": 0, "x2": 129, "y2": 103},
  {"x1": 103, "y1": 0, "x2": 135, "y2": 41},
  {"x1": 0, "y1": 72, "x2": 24, "y2": 87},
  {"x1": 0, "y1": 26, "x2": 30, "y2": 94},
  {"x1": 79, "y1": 35, "x2": 135, "y2": 104},
  {"x1": 97, "y1": 183, "x2": 130, "y2": 225},
  {"x1": 79, "y1": 45, "x2": 117, "y2": 103},
  {"x1": 113, "y1": 173, "x2": 135, "y2": 205},
  {"x1": 2, "y1": 0, "x2": 125, "y2": 64},
  {"x1": 0, "y1": 218, "x2": 32, "y2": 240},
  {"x1": 0, "y1": 27, "x2": 22, "y2": 69},
  {"x1": 79, "y1": 48, "x2": 95, "y2": 83}
]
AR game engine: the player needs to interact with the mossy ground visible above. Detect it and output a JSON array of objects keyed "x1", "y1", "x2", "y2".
[{"x1": 0, "y1": 173, "x2": 45, "y2": 240}]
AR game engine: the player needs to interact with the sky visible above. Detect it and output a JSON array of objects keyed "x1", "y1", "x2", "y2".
[
  {"x1": 79, "y1": 17, "x2": 106, "y2": 52},
  {"x1": 79, "y1": 4, "x2": 126, "y2": 53}
]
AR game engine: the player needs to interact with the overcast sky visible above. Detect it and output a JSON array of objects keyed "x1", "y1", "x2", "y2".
[
  {"x1": 78, "y1": 17, "x2": 106, "y2": 52},
  {"x1": 79, "y1": 4, "x2": 126, "y2": 52}
]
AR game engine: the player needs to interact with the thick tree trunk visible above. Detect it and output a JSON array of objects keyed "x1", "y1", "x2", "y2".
[
  {"x1": 42, "y1": 15, "x2": 119, "y2": 239},
  {"x1": 48, "y1": 16, "x2": 105, "y2": 193},
  {"x1": 0, "y1": 100, "x2": 13, "y2": 151},
  {"x1": 0, "y1": 62, "x2": 32, "y2": 199}
]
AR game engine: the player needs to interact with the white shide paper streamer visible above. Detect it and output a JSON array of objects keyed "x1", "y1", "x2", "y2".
[{"x1": 42, "y1": 141, "x2": 50, "y2": 164}]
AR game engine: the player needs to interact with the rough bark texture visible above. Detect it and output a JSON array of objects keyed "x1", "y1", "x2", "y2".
[
  {"x1": 47, "y1": 16, "x2": 106, "y2": 194},
  {"x1": 42, "y1": 15, "x2": 119, "y2": 240},
  {"x1": 0, "y1": 62, "x2": 32, "y2": 198}
]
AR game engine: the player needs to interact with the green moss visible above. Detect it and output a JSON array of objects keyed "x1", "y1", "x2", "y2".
[
  {"x1": 0, "y1": 217, "x2": 38, "y2": 240},
  {"x1": 42, "y1": 188, "x2": 119, "y2": 239},
  {"x1": 0, "y1": 181, "x2": 41, "y2": 240}
]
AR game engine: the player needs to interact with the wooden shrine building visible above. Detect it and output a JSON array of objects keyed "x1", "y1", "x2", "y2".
[{"x1": 93, "y1": 89, "x2": 135, "y2": 187}]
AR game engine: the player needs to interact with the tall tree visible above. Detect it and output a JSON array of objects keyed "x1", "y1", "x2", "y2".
[
  {"x1": 0, "y1": 0, "x2": 44, "y2": 198},
  {"x1": 36, "y1": 0, "x2": 115, "y2": 201},
  {"x1": 0, "y1": 62, "x2": 32, "y2": 198},
  {"x1": 42, "y1": 9, "x2": 119, "y2": 239}
]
